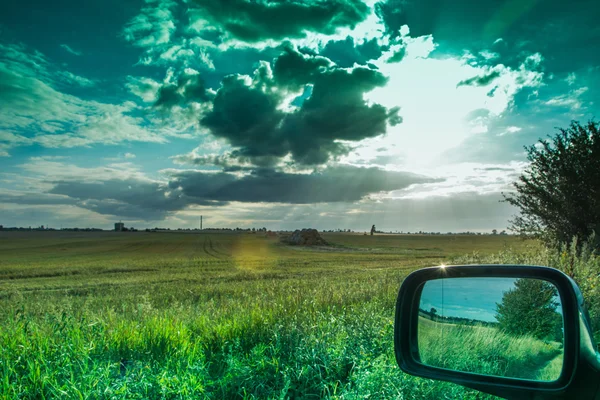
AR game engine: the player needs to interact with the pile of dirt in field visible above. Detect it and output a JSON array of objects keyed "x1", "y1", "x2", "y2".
[{"x1": 283, "y1": 229, "x2": 328, "y2": 246}]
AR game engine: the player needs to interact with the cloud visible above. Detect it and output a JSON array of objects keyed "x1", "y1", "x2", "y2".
[
  {"x1": 353, "y1": 38, "x2": 544, "y2": 167},
  {"x1": 374, "y1": 0, "x2": 600, "y2": 74},
  {"x1": 166, "y1": 165, "x2": 437, "y2": 203},
  {"x1": 457, "y1": 70, "x2": 501, "y2": 87},
  {"x1": 3, "y1": 157, "x2": 438, "y2": 221},
  {"x1": 123, "y1": 0, "x2": 176, "y2": 47},
  {"x1": 187, "y1": 0, "x2": 370, "y2": 44},
  {"x1": 154, "y1": 73, "x2": 213, "y2": 109},
  {"x1": 48, "y1": 179, "x2": 191, "y2": 220},
  {"x1": 0, "y1": 203, "x2": 112, "y2": 229},
  {"x1": 3, "y1": 158, "x2": 196, "y2": 220},
  {"x1": 319, "y1": 36, "x2": 384, "y2": 68},
  {"x1": 126, "y1": 76, "x2": 162, "y2": 102},
  {"x1": 544, "y1": 86, "x2": 589, "y2": 109},
  {"x1": 60, "y1": 44, "x2": 82, "y2": 56},
  {"x1": 1, "y1": 43, "x2": 95, "y2": 88},
  {"x1": 437, "y1": 70, "x2": 598, "y2": 165},
  {"x1": 198, "y1": 45, "x2": 400, "y2": 166},
  {"x1": 133, "y1": 38, "x2": 217, "y2": 70},
  {"x1": 0, "y1": 44, "x2": 179, "y2": 155},
  {"x1": 171, "y1": 151, "x2": 274, "y2": 171},
  {"x1": 0, "y1": 190, "x2": 78, "y2": 206},
  {"x1": 387, "y1": 46, "x2": 406, "y2": 63},
  {"x1": 172, "y1": 191, "x2": 517, "y2": 232},
  {"x1": 124, "y1": 153, "x2": 136, "y2": 159}
]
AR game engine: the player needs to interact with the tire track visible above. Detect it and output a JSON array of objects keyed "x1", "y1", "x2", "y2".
[
  {"x1": 209, "y1": 237, "x2": 232, "y2": 257},
  {"x1": 203, "y1": 236, "x2": 221, "y2": 259}
]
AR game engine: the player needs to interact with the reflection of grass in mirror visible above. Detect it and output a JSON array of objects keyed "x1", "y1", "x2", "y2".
[
  {"x1": 418, "y1": 317, "x2": 562, "y2": 381},
  {"x1": 536, "y1": 353, "x2": 564, "y2": 381}
]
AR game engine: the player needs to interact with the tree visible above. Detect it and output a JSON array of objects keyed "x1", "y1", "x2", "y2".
[
  {"x1": 503, "y1": 121, "x2": 600, "y2": 249},
  {"x1": 495, "y1": 279, "x2": 562, "y2": 341},
  {"x1": 492, "y1": 229, "x2": 497, "y2": 235},
  {"x1": 430, "y1": 307, "x2": 437, "y2": 320},
  {"x1": 370, "y1": 225, "x2": 376, "y2": 236}
]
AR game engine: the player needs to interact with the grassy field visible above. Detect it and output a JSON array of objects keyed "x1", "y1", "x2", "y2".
[
  {"x1": 0, "y1": 231, "x2": 537, "y2": 399},
  {"x1": 418, "y1": 317, "x2": 563, "y2": 381}
]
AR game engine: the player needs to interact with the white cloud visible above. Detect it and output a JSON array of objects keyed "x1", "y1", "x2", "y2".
[
  {"x1": 497, "y1": 126, "x2": 522, "y2": 136},
  {"x1": 479, "y1": 50, "x2": 499, "y2": 61},
  {"x1": 1, "y1": 43, "x2": 95, "y2": 88},
  {"x1": 386, "y1": 162, "x2": 526, "y2": 200},
  {"x1": 135, "y1": 38, "x2": 216, "y2": 70},
  {"x1": 17, "y1": 159, "x2": 152, "y2": 184},
  {"x1": 545, "y1": 86, "x2": 588, "y2": 109},
  {"x1": 125, "y1": 153, "x2": 136, "y2": 159},
  {"x1": 60, "y1": 44, "x2": 82, "y2": 56},
  {"x1": 122, "y1": 0, "x2": 176, "y2": 47},
  {"x1": 126, "y1": 76, "x2": 161, "y2": 102},
  {"x1": 0, "y1": 46, "x2": 181, "y2": 155}
]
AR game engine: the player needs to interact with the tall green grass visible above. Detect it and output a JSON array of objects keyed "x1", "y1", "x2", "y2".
[
  {"x1": 418, "y1": 317, "x2": 562, "y2": 380},
  {"x1": 0, "y1": 232, "x2": 535, "y2": 399}
]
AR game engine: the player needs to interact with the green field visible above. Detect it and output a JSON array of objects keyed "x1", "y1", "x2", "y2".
[
  {"x1": 418, "y1": 317, "x2": 563, "y2": 381},
  {"x1": 0, "y1": 231, "x2": 536, "y2": 399}
]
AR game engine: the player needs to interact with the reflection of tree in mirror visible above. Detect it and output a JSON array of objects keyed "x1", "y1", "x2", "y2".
[{"x1": 495, "y1": 279, "x2": 563, "y2": 342}]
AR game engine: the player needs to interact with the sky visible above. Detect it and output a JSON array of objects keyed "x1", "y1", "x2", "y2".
[
  {"x1": 0, "y1": 0, "x2": 598, "y2": 231},
  {"x1": 419, "y1": 277, "x2": 563, "y2": 323},
  {"x1": 420, "y1": 277, "x2": 524, "y2": 322}
]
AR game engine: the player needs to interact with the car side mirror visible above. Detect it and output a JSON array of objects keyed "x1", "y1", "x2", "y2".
[{"x1": 394, "y1": 265, "x2": 600, "y2": 400}]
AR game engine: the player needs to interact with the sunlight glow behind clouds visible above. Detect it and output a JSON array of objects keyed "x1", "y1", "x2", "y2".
[
  {"x1": 1, "y1": 0, "x2": 598, "y2": 230},
  {"x1": 358, "y1": 33, "x2": 543, "y2": 169}
]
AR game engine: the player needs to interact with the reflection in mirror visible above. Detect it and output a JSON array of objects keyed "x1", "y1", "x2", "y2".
[{"x1": 418, "y1": 277, "x2": 564, "y2": 381}]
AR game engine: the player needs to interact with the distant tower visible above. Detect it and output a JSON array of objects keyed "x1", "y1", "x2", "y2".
[
  {"x1": 115, "y1": 221, "x2": 124, "y2": 232},
  {"x1": 200, "y1": 215, "x2": 203, "y2": 230}
]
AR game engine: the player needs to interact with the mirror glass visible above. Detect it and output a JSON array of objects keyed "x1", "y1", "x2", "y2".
[{"x1": 418, "y1": 277, "x2": 564, "y2": 381}]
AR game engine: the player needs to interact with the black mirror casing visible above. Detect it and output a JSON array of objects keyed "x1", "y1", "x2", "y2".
[{"x1": 394, "y1": 265, "x2": 600, "y2": 400}]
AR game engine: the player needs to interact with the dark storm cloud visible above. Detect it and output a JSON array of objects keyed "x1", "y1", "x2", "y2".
[
  {"x1": 46, "y1": 179, "x2": 227, "y2": 220},
  {"x1": 374, "y1": 0, "x2": 600, "y2": 73},
  {"x1": 272, "y1": 47, "x2": 333, "y2": 87},
  {"x1": 188, "y1": 0, "x2": 370, "y2": 43},
  {"x1": 167, "y1": 165, "x2": 439, "y2": 203},
  {"x1": 49, "y1": 180, "x2": 187, "y2": 211},
  {"x1": 200, "y1": 72, "x2": 288, "y2": 161},
  {"x1": 172, "y1": 152, "x2": 282, "y2": 171},
  {"x1": 6, "y1": 165, "x2": 437, "y2": 220},
  {"x1": 200, "y1": 46, "x2": 401, "y2": 165},
  {"x1": 320, "y1": 36, "x2": 384, "y2": 68},
  {"x1": 457, "y1": 70, "x2": 501, "y2": 87},
  {"x1": 154, "y1": 73, "x2": 213, "y2": 109}
]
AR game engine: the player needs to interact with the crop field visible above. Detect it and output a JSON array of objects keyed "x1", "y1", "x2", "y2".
[{"x1": 0, "y1": 231, "x2": 536, "y2": 399}]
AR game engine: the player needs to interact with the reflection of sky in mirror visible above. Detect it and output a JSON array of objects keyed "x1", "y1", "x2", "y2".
[{"x1": 420, "y1": 278, "x2": 518, "y2": 322}]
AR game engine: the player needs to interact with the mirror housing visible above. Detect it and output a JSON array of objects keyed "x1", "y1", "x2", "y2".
[{"x1": 394, "y1": 265, "x2": 600, "y2": 400}]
